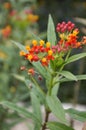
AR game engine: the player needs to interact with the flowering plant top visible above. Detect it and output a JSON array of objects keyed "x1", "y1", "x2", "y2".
[{"x1": 20, "y1": 21, "x2": 86, "y2": 74}]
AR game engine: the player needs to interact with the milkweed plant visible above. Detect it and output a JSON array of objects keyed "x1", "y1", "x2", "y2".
[{"x1": 1, "y1": 15, "x2": 86, "y2": 130}]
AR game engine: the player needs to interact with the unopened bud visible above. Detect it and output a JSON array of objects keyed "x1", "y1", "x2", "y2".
[
  {"x1": 20, "y1": 66, "x2": 26, "y2": 71},
  {"x1": 38, "y1": 75, "x2": 42, "y2": 81}
]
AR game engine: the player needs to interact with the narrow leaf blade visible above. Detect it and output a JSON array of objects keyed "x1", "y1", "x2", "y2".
[
  {"x1": 47, "y1": 14, "x2": 56, "y2": 46},
  {"x1": 65, "y1": 53, "x2": 86, "y2": 65},
  {"x1": 66, "y1": 108, "x2": 86, "y2": 122},
  {"x1": 0, "y1": 101, "x2": 41, "y2": 124},
  {"x1": 46, "y1": 95, "x2": 67, "y2": 124},
  {"x1": 11, "y1": 40, "x2": 26, "y2": 52},
  {"x1": 47, "y1": 122, "x2": 74, "y2": 130},
  {"x1": 58, "y1": 71, "x2": 77, "y2": 81},
  {"x1": 60, "y1": 74, "x2": 86, "y2": 82}
]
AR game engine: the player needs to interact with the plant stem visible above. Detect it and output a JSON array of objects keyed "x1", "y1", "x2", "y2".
[
  {"x1": 42, "y1": 109, "x2": 50, "y2": 130},
  {"x1": 31, "y1": 76, "x2": 45, "y2": 96}
]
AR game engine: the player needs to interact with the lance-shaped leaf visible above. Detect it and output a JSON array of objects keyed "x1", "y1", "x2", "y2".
[
  {"x1": 47, "y1": 122, "x2": 74, "y2": 130},
  {"x1": 47, "y1": 14, "x2": 56, "y2": 46},
  {"x1": 0, "y1": 101, "x2": 41, "y2": 125},
  {"x1": 58, "y1": 71, "x2": 77, "y2": 81},
  {"x1": 52, "y1": 83, "x2": 60, "y2": 96},
  {"x1": 66, "y1": 108, "x2": 86, "y2": 122},
  {"x1": 60, "y1": 74, "x2": 86, "y2": 83},
  {"x1": 31, "y1": 92, "x2": 42, "y2": 122},
  {"x1": 11, "y1": 40, "x2": 27, "y2": 52},
  {"x1": 31, "y1": 92, "x2": 42, "y2": 130},
  {"x1": 65, "y1": 53, "x2": 86, "y2": 65},
  {"x1": 46, "y1": 95, "x2": 67, "y2": 124}
]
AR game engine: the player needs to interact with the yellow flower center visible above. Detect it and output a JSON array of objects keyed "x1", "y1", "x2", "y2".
[
  {"x1": 28, "y1": 54, "x2": 33, "y2": 60},
  {"x1": 25, "y1": 45, "x2": 30, "y2": 51},
  {"x1": 42, "y1": 57, "x2": 47, "y2": 62},
  {"x1": 48, "y1": 50, "x2": 53, "y2": 56},
  {"x1": 39, "y1": 40, "x2": 44, "y2": 46},
  {"x1": 19, "y1": 51, "x2": 25, "y2": 56},
  {"x1": 46, "y1": 42, "x2": 50, "y2": 48},
  {"x1": 32, "y1": 40, "x2": 37, "y2": 46}
]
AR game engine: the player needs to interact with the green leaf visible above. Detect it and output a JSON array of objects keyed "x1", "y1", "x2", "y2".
[
  {"x1": 65, "y1": 53, "x2": 86, "y2": 65},
  {"x1": 0, "y1": 101, "x2": 41, "y2": 125},
  {"x1": 52, "y1": 83, "x2": 60, "y2": 96},
  {"x1": 31, "y1": 91, "x2": 42, "y2": 122},
  {"x1": 12, "y1": 74, "x2": 25, "y2": 82},
  {"x1": 46, "y1": 95, "x2": 67, "y2": 124},
  {"x1": 47, "y1": 122, "x2": 74, "y2": 130},
  {"x1": 60, "y1": 74, "x2": 86, "y2": 82},
  {"x1": 47, "y1": 14, "x2": 56, "y2": 46},
  {"x1": 31, "y1": 92, "x2": 42, "y2": 130},
  {"x1": 66, "y1": 108, "x2": 86, "y2": 122},
  {"x1": 11, "y1": 40, "x2": 27, "y2": 52},
  {"x1": 29, "y1": 31, "x2": 41, "y2": 41},
  {"x1": 58, "y1": 71, "x2": 77, "y2": 81}
]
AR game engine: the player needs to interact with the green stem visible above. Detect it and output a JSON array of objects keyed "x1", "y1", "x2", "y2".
[
  {"x1": 48, "y1": 77, "x2": 53, "y2": 96},
  {"x1": 65, "y1": 49, "x2": 71, "y2": 62},
  {"x1": 31, "y1": 76, "x2": 45, "y2": 96},
  {"x1": 59, "y1": 49, "x2": 71, "y2": 72}
]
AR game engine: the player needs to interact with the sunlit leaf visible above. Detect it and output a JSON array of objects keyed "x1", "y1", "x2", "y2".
[{"x1": 47, "y1": 14, "x2": 56, "y2": 46}]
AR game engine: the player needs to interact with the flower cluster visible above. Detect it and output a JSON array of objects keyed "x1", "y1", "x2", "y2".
[
  {"x1": 20, "y1": 40, "x2": 54, "y2": 66},
  {"x1": 55, "y1": 21, "x2": 86, "y2": 53},
  {"x1": 1, "y1": 25, "x2": 11, "y2": 38},
  {"x1": 20, "y1": 21, "x2": 86, "y2": 68},
  {"x1": 26, "y1": 14, "x2": 39, "y2": 23}
]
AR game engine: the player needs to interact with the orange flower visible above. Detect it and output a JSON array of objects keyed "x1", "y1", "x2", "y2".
[
  {"x1": 32, "y1": 40, "x2": 38, "y2": 46},
  {"x1": 41, "y1": 57, "x2": 48, "y2": 66},
  {"x1": 19, "y1": 51, "x2": 25, "y2": 56},
  {"x1": 25, "y1": 45, "x2": 31, "y2": 51},
  {"x1": 1, "y1": 25, "x2": 11, "y2": 38},
  {"x1": 39, "y1": 40, "x2": 45, "y2": 46},
  {"x1": 27, "y1": 54, "x2": 33, "y2": 61},
  {"x1": 27, "y1": 14, "x2": 39, "y2": 22},
  {"x1": 4, "y1": 2, "x2": 11, "y2": 9},
  {"x1": 48, "y1": 50, "x2": 53, "y2": 56},
  {"x1": 28, "y1": 68, "x2": 35, "y2": 75}
]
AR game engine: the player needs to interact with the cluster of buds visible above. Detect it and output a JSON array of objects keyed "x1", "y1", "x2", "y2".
[
  {"x1": 20, "y1": 66, "x2": 42, "y2": 81},
  {"x1": 20, "y1": 40, "x2": 54, "y2": 66},
  {"x1": 55, "y1": 21, "x2": 86, "y2": 52},
  {"x1": 56, "y1": 21, "x2": 75, "y2": 33}
]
